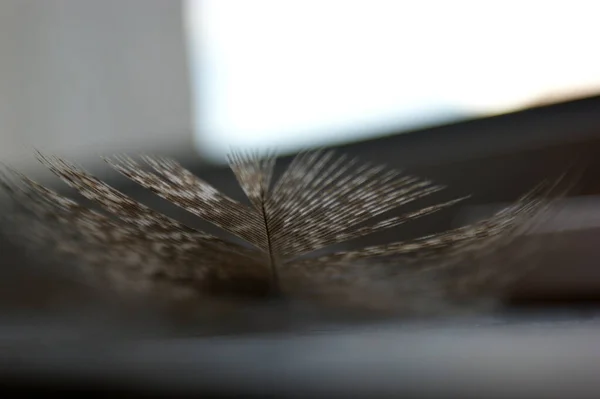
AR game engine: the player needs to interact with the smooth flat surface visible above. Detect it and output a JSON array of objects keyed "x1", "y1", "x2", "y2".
[{"x1": 1, "y1": 311, "x2": 600, "y2": 398}]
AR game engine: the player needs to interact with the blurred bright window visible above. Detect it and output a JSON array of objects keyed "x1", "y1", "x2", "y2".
[{"x1": 186, "y1": 0, "x2": 600, "y2": 162}]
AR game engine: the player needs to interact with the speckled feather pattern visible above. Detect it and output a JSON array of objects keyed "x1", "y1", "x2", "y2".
[{"x1": 0, "y1": 150, "x2": 566, "y2": 311}]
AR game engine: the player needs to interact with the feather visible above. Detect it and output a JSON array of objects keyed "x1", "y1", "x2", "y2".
[{"x1": 0, "y1": 149, "x2": 570, "y2": 314}]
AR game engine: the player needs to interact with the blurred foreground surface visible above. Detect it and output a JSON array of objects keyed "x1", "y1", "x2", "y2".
[{"x1": 1, "y1": 311, "x2": 600, "y2": 398}]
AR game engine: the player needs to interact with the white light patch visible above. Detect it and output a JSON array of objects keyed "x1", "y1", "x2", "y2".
[{"x1": 185, "y1": 0, "x2": 600, "y2": 163}]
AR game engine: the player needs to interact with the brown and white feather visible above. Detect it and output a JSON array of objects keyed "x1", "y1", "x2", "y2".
[{"x1": 0, "y1": 149, "x2": 568, "y2": 313}]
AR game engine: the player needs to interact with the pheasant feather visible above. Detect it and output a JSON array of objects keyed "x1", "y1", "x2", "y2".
[{"x1": 0, "y1": 149, "x2": 567, "y2": 312}]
